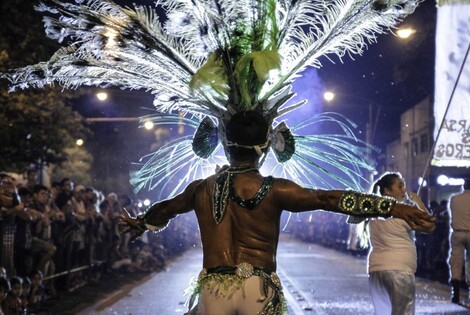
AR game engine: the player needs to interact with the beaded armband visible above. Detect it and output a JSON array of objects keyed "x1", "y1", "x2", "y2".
[{"x1": 338, "y1": 191, "x2": 395, "y2": 217}]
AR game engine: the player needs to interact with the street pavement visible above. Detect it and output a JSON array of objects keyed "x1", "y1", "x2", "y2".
[{"x1": 78, "y1": 235, "x2": 470, "y2": 314}]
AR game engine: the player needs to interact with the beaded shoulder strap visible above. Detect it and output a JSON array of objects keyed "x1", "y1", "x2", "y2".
[
  {"x1": 229, "y1": 176, "x2": 274, "y2": 210},
  {"x1": 212, "y1": 168, "x2": 273, "y2": 224}
]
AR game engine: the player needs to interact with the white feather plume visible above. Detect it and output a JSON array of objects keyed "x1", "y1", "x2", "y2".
[{"x1": 2, "y1": 0, "x2": 422, "y2": 193}]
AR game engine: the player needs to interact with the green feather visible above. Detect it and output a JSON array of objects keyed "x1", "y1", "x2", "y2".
[
  {"x1": 189, "y1": 53, "x2": 229, "y2": 99},
  {"x1": 230, "y1": 0, "x2": 280, "y2": 109},
  {"x1": 235, "y1": 50, "x2": 281, "y2": 108},
  {"x1": 236, "y1": 50, "x2": 281, "y2": 82}
]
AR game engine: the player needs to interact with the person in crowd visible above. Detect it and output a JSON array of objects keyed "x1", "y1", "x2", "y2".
[
  {"x1": 0, "y1": 277, "x2": 10, "y2": 315},
  {"x1": 108, "y1": 242, "x2": 133, "y2": 274},
  {"x1": 106, "y1": 193, "x2": 125, "y2": 258},
  {"x1": 66, "y1": 185, "x2": 87, "y2": 287},
  {"x1": 13, "y1": 188, "x2": 36, "y2": 278},
  {"x1": 83, "y1": 187, "x2": 101, "y2": 265},
  {"x1": 53, "y1": 179, "x2": 81, "y2": 288},
  {"x1": 366, "y1": 172, "x2": 429, "y2": 315},
  {"x1": 19, "y1": 277, "x2": 30, "y2": 313},
  {"x1": 429, "y1": 200, "x2": 450, "y2": 282},
  {"x1": 448, "y1": 178, "x2": 470, "y2": 304},
  {"x1": 22, "y1": 170, "x2": 38, "y2": 193},
  {"x1": 118, "y1": 195, "x2": 133, "y2": 258},
  {"x1": 29, "y1": 185, "x2": 57, "y2": 276},
  {"x1": 120, "y1": 112, "x2": 435, "y2": 315},
  {"x1": 0, "y1": 174, "x2": 26, "y2": 277},
  {"x1": 3, "y1": 276, "x2": 23, "y2": 315},
  {"x1": 49, "y1": 181, "x2": 66, "y2": 275},
  {"x1": 128, "y1": 244, "x2": 160, "y2": 273},
  {"x1": 48, "y1": 182, "x2": 61, "y2": 212},
  {"x1": 29, "y1": 270, "x2": 46, "y2": 314},
  {"x1": 95, "y1": 201, "x2": 114, "y2": 267},
  {"x1": 70, "y1": 185, "x2": 87, "y2": 264},
  {"x1": 107, "y1": 193, "x2": 121, "y2": 216},
  {"x1": 150, "y1": 243, "x2": 166, "y2": 271},
  {"x1": 416, "y1": 201, "x2": 436, "y2": 276},
  {"x1": 54, "y1": 178, "x2": 73, "y2": 212}
]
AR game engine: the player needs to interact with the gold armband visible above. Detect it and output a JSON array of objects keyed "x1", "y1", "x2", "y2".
[{"x1": 338, "y1": 191, "x2": 395, "y2": 217}]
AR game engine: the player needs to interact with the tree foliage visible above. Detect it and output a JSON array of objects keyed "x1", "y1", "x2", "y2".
[
  {"x1": 0, "y1": 0, "x2": 91, "y2": 174},
  {"x1": 50, "y1": 146, "x2": 93, "y2": 187}
]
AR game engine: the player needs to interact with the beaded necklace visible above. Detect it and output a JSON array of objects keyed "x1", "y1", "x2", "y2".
[{"x1": 212, "y1": 167, "x2": 274, "y2": 224}]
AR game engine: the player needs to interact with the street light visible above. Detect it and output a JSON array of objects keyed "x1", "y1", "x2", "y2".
[
  {"x1": 323, "y1": 91, "x2": 335, "y2": 102},
  {"x1": 96, "y1": 91, "x2": 108, "y2": 101},
  {"x1": 144, "y1": 121, "x2": 154, "y2": 130},
  {"x1": 396, "y1": 27, "x2": 416, "y2": 39}
]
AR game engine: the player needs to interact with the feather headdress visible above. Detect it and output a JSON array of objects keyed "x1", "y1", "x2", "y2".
[{"x1": 2, "y1": 0, "x2": 421, "y2": 193}]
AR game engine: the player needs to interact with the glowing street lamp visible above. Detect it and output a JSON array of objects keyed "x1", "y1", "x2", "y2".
[
  {"x1": 323, "y1": 91, "x2": 335, "y2": 102},
  {"x1": 144, "y1": 120, "x2": 154, "y2": 130},
  {"x1": 396, "y1": 27, "x2": 416, "y2": 39},
  {"x1": 96, "y1": 91, "x2": 108, "y2": 101},
  {"x1": 76, "y1": 139, "x2": 84, "y2": 146}
]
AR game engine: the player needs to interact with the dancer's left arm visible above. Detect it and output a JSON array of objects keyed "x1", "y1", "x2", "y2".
[{"x1": 120, "y1": 179, "x2": 202, "y2": 240}]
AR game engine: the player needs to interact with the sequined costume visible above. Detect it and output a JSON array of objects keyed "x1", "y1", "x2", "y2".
[
  {"x1": 184, "y1": 168, "x2": 283, "y2": 314},
  {"x1": 186, "y1": 263, "x2": 287, "y2": 315}
]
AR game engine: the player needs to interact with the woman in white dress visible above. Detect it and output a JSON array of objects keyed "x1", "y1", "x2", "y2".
[{"x1": 367, "y1": 172, "x2": 428, "y2": 315}]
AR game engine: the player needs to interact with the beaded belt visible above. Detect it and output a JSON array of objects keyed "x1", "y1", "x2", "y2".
[
  {"x1": 185, "y1": 262, "x2": 287, "y2": 315},
  {"x1": 207, "y1": 264, "x2": 273, "y2": 276}
]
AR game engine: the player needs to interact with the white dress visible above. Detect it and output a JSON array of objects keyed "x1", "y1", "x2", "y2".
[{"x1": 368, "y1": 217, "x2": 416, "y2": 315}]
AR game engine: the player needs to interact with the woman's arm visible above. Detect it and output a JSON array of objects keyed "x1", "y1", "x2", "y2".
[{"x1": 408, "y1": 191, "x2": 428, "y2": 212}]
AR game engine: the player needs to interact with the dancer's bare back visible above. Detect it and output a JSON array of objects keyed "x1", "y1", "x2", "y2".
[{"x1": 120, "y1": 169, "x2": 435, "y2": 272}]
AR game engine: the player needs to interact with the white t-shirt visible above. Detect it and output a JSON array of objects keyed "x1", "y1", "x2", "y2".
[
  {"x1": 368, "y1": 217, "x2": 416, "y2": 273},
  {"x1": 450, "y1": 190, "x2": 470, "y2": 231}
]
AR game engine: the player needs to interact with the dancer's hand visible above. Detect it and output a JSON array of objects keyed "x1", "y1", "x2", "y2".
[
  {"x1": 391, "y1": 203, "x2": 436, "y2": 233},
  {"x1": 119, "y1": 208, "x2": 145, "y2": 241}
]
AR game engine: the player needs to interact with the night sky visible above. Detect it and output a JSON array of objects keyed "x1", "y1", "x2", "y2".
[{"x1": 318, "y1": 0, "x2": 437, "y2": 147}]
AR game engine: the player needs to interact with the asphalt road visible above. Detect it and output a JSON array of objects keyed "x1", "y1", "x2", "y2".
[{"x1": 76, "y1": 235, "x2": 470, "y2": 314}]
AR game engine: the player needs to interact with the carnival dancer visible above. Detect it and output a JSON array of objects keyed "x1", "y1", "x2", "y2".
[
  {"x1": 120, "y1": 111, "x2": 435, "y2": 315},
  {"x1": 2, "y1": 1, "x2": 437, "y2": 313}
]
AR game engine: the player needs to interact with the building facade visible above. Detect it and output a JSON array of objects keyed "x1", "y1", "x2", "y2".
[{"x1": 385, "y1": 97, "x2": 469, "y2": 206}]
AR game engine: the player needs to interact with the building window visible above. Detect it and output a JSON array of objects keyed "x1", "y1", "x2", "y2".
[
  {"x1": 420, "y1": 134, "x2": 428, "y2": 153},
  {"x1": 411, "y1": 139, "x2": 418, "y2": 157}
]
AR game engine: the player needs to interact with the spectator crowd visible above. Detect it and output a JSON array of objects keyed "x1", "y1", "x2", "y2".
[{"x1": 0, "y1": 170, "x2": 199, "y2": 315}]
